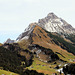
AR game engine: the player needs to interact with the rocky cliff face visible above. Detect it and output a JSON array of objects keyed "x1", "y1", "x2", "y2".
[
  {"x1": 16, "y1": 23, "x2": 36, "y2": 41},
  {"x1": 17, "y1": 12, "x2": 75, "y2": 41},
  {"x1": 4, "y1": 38, "x2": 15, "y2": 44},
  {"x1": 38, "y1": 13, "x2": 75, "y2": 34}
]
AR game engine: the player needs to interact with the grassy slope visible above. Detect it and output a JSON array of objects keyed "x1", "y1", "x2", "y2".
[
  {"x1": 26, "y1": 56, "x2": 65, "y2": 75},
  {"x1": 17, "y1": 25, "x2": 75, "y2": 74},
  {"x1": 27, "y1": 55, "x2": 75, "y2": 75},
  {"x1": 0, "y1": 43, "x2": 2, "y2": 46},
  {"x1": 27, "y1": 56, "x2": 56, "y2": 75},
  {"x1": 0, "y1": 70, "x2": 18, "y2": 75},
  {"x1": 32, "y1": 26, "x2": 75, "y2": 62},
  {"x1": 18, "y1": 26, "x2": 75, "y2": 63},
  {"x1": 18, "y1": 39, "x2": 30, "y2": 50}
]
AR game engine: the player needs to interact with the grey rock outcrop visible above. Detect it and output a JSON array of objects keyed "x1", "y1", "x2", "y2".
[
  {"x1": 38, "y1": 13, "x2": 75, "y2": 35},
  {"x1": 4, "y1": 38, "x2": 15, "y2": 44},
  {"x1": 16, "y1": 12, "x2": 75, "y2": 41}
]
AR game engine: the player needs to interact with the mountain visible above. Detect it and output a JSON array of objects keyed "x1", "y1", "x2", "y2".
[
  {"x1": 4, "y1": 38, "x2": 15, "y2": 44},
  {"x1": 38, "y1": 13, "x2": 75, "y2": 35},
  {"x1": 1, "y1": 12, "x2": 75, "y2": 75},
  {"x1": 17, "y1": 25, "x2": 60, "y2": 62},
  {"x1": 16, "y1": 23, "x2": 36, "y2": 41},
  {"x1": 16, "y1": 13, "x2": 75, "y2": 63},
  {"x1": 17, "y1": 12, "x2": 75, "y2": 41},
  {"x1": 16, "y1": 13, "x2": 75, "y2": 54}
]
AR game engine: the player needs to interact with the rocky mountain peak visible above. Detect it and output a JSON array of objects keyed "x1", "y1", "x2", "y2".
[
  {"x1": 47, "y1": 12, "x2": 58, "y2": 19},
  {"x1": 24, "y1": 23, "x2": 37, "y2": 32},
  {"x1": 16, "y1": 23, "x2": 37, "y2": 41},
  {"x1": 17, "y1": 12, "x2": 75, "y2": 41},
  {"x1": 4, "y1": 38, "x2": 15, "y2": 44},
  {"x1": 38, "y1": 13, "x2": 75, "y2": 34}
]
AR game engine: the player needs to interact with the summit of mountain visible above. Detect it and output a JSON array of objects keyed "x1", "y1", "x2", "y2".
[
  {"x1": 38, "y1": 12, "x2": 75, "y2": 34},
  {"x1": 15, "y1": 13, "x2": 75, "y2": 63},
  {"x1": 17, "y1": 12, "x2": 75, "y2": 41}
]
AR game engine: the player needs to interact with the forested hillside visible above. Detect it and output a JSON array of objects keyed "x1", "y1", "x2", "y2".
[{"x1": 46, "y1": 31, "x2": 75, "y2": 55}]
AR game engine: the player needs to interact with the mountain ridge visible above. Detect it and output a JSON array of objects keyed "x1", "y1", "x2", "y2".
[
  {"x1": 17, "y1": 12, "x2": 75, "y2": 41},
  {"x1": 38, "y1": 12, "x2": 75, "y2": 34},
  {"x1": 3, "y1": 12, "x2": 75, "y2": 60},
  {"x1": 1, "y1": 12, "x2": 75, "y2": 75}
]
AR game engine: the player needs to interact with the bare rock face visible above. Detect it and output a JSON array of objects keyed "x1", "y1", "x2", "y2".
[
  {"x1": 38, "y1": 13, "x2": 75, "y2": 35},
  {"x1": 16, "y1": 23, "x2": 37, "y2": 41},
  {"x1": 17, "y1": 12, "x2": 75, "y2": 41},
  {"x1": 4, "y1": 38, "x2": 15, "y2": 44}
]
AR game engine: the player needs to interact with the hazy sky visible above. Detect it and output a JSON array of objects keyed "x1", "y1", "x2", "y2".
[{"x1": 0, "y1": 0, "x2": 75, "y2": 43}]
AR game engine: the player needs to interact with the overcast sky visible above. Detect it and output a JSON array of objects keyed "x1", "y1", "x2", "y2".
[{"x1": 0, "y1": 0, "x2": 75, "y2": 43}]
